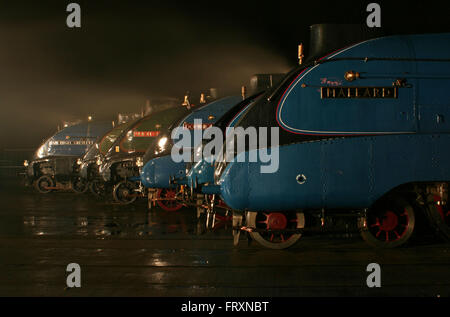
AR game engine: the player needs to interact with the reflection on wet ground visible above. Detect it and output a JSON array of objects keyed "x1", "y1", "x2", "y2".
[
  {"x1": 0, "y1": 178, "x2": 449, "y2": 296},
  {"x1": 3, "y1": 184, "x2": 207, "y2": 239}
]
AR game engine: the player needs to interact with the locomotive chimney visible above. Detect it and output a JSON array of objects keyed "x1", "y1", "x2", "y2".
[
  {"x1": 209, "y1": 88, "x2": 218, "y2": 100},
  {"x1": 307, "y1": 24, "x2": 384, "y2": 62}
]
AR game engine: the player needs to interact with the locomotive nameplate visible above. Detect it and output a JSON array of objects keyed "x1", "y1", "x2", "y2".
[
  {"x1": 321, "y1": 86, "x2": 398, "y2": 99},
  {"x1": 133, "y1": 131, "x2": 161, "y2": 137},
  {"x1": 183, "y1": 122, "x2": 213, "y2": 130},
  {"x1": 49, "y1": 140, "x2": 94, "y2": 146}
]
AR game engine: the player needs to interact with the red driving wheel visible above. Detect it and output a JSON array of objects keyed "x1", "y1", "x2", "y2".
[{"x1": 156, "y1": 188, "x2": 183, "y2": 212}]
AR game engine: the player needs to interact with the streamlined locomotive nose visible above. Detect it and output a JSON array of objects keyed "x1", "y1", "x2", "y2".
[
  {"x1": 140, "y1": 159, "x2": 158, "y2": 188},
  {"x1": 141, "y1": 155, "x2": 187, "y2": 189},
  {"x1": 218, "y1": 161, "x2": 250, "y2": 211}
]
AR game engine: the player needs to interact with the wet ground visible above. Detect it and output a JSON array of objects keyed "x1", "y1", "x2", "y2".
[{"x1": 0, "y1": 177, "x2": 449, "y2": 297}]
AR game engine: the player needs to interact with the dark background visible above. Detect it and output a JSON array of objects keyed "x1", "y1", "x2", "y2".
[{"x1": 1, "y1": 0, "x2": 450, "y2": 149}]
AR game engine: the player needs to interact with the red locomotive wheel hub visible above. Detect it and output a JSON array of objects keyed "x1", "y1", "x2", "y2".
[
  {"x1": 165, "y1": 189, "x2": 176, "y2": 199},
  {"x1": 265, "y1": 213, "x2": 288, "y2": 230},
  {"x1": 379, "y1": 211, "x2": 399, "y2": 232},
  {"x1": 156, "y1": 189, "x2": 183, "y2": 212},
  {"x1": 369, "y1": 207, "x2": 409, "y2": 242}
]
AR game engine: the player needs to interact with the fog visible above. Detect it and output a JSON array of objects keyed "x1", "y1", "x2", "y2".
[
  {"x1": 0, "y1": 3, "x2": 293, "y2": 149},
  {"x1": 1, "y1": 1, "x2": 449, "y2": 149}
]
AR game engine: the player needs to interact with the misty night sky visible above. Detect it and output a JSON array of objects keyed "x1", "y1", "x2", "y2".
[{"x1": 0, "y1": 0, "x2": 449, "y2": 149}]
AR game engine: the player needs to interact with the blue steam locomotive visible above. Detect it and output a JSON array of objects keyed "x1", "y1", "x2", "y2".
[
  {"x1": 140, "y1": 76, "x2": 285, "y2": 214},
  {"x1": 140, "y1": 95, "x2": 243, "y2": 211},
  {"x1": 25, "y1": 121, "x2": 112, "y2": 193},
  {"x1": 214, "y1": 32, "x2": 450, "y2": 249}
]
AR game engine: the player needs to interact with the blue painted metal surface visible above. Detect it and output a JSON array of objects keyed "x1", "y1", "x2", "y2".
[
  {"x1": 141, "y1": 154, "x2": 186, "y2": 189},
  {"x1": 33, "y1": 121, "x2": 112, "y2": 159},
  {"x1": 219, "y1": 134, "x2": 450, "y2": 211},
  {"x1": 276, "y1": 33, "x2": 450, "y2": 136},
  {"x1": 217, "y1": 33, "x2": 450, "y2": 212},
  {"x1": 183, "y1": 96, "x2": 243, "y2": 127},
  {"x1": 140, "y1": 96, "x2": 242, "y2": 189},
  {"x1": 171, "y1": 95, "x2": 243, "y2": 147},
  {"x1": 185, "y1": 98, "x2": 258, "y2": 193}
]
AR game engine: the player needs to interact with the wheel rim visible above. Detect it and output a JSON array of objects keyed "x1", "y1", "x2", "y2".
[
  {"x1": 156, "y1": 188, "x2": 183, "y2": 212},
  {"x1": 89, "y1": 181, "x2": 104, "y2": 196},
  {"x1": 72, "y1": 178, "x2": 88, "y2": 193},
  {"x1": 40, "y1": 179, "x2": 50, "y2": 190},
  {"x1": 247, "y1": 211, "x2": 304, "y2": 249},
  {"x1": 113, "y1": 181, "x2": 137, "y2": 204},
  {"x1": 36, "y1": 176, "x2": 53, "y2": 193}
]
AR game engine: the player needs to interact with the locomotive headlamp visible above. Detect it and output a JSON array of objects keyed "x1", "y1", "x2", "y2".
[
  {"x1": 158, "y1": 136, "x2": 168, "y2": 149},
  {"x1": 154, "y1": 136, "x2": 169, "y2": 155},
  {"x1": 136, "y1": 156, "x2": 144, "y2": 167},
  {"x1": 344, "y1": 70, "x2": 360, "y2": 82},
  {"x1": 36, "y1": 145, "x2": 46, "y2": 159},
  {"x1": 23, "y1": 160, "x2": 29, "y2": 167}
]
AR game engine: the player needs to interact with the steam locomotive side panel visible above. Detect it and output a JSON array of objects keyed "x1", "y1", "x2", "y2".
[
  {"x1": 415, "y1": 38, "x2": 450, "y2": 133},
  {"x1": 216, "y1": 33, "x2": 450, "y2": 248},
  {"x1": 277, "y1": 37, "x2": 418, "y2": 136},
  {"x1": 220, "y1": 133, "x2": 450, "y2": 211}
]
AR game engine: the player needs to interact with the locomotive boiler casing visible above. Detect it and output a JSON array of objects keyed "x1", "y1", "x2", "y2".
[
  {"x1": 217, "y1": 33, "x2": 450, "y2": 212},
  {"x1": 140, "y1": 96, "x2": 242, "y2": 189},
  {"x1": 185, "y1": 96, "x2": 259, "y2": 194}
]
